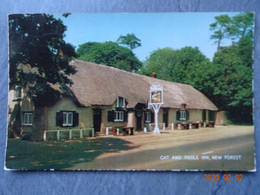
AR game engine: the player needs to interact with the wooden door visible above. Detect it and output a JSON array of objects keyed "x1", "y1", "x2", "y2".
[
  {"x1": 93, "y1": 109, "x2": 102, "y2": 132},
  {"x1": 163, "y1": 108, "x2": 168, "y2": 127},
  {"x1": 136, "y1": 110, "x2": 142, "y2": 131}
]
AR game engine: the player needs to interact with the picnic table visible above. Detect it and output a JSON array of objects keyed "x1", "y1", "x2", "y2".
[
  {"x1": 191, "y1": 123, "x2": 199, "y2": 129},
  {"x1": 208, "y1": 121, "x2": 215, "y2": 127},
  {"x1": 123, "y1": 127, "x2": 135, "y2": 135},
  {"x1": 174, "y1": 122, "x2": 199, "y2": 130}
]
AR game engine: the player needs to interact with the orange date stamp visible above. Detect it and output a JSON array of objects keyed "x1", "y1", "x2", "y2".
[{"x1": 204, "y1": 174, "x2": 243, "y2": 181}]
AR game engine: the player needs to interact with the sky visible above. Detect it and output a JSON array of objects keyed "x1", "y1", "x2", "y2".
[{"x1": 54, "y1": 12, "x2": 239, "y2": 61}]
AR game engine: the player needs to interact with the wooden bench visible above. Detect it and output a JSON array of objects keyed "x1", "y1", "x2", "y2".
[
  {"x1": 200, "y1": 122, "x2": 207, "y2": 127},
  {"x1": 174, "y1": 123, "x2": 188, "y2": 130},
  {"x1": 174, "y1": 123, "x2": 199, "y2": 130},
  {"x1": 191, "y1": 123, "x2": 199, "y2": 129},
  {"x1": 199, "y1": 122, "x2": 215, "y2": 128},
  {"x1": 208, "y1": 121, "x2": 215, "y2": 127},
  {"x1": 123, "y1": 127, "x2": 135, "y2": 135},
  {"x1": 182, "y1": 123, "x2": 189, "y2": 130}
]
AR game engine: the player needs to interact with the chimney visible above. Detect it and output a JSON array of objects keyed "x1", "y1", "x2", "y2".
[{"x1": 151, "y1": 70, "x2": 157, "y2": 78}]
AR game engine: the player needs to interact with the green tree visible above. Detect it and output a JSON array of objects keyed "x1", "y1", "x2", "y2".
[
  {"x1": 140, "y1": 47, "x2": 210, "y2": 85},
  {"x1": 229, "y1": 12, "x2": 254, "y2": 40},
  {"x1": 209, "y1": 12, "x2": 254, "y2": 123},
  {"x1": 211, "y1": 42, "x2": 253, "y2": 123},
  {"x1": 117, "y1": 33, "x2": 141, "y2": 50},
  {"x1": 140, "y1": 46, "x2": 218, "y2": 104},
  {"x1": 210, "y1": 15, "x2": 232, "y2": 51},
  {"x1": 9, "y1": 14, "x2": 76, "y2": 106},
  {"x1": 140, "y1": 47, "x2": 177, "y2": 79},
  {"x1": 77, "y1": 41, "x2": 142, "y2": 72},
  {"x1": 210, "y1": 12, "x2": 254, "y2": 47}
]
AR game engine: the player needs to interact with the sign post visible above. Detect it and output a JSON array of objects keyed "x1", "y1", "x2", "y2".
[{"x1": 148, "y1": 85, "x2": 163, "y2": 134}]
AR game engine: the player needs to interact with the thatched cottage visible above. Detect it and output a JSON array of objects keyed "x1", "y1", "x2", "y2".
[{"x1": 8, "y1": 59, "x2": 218, "y2": 140}]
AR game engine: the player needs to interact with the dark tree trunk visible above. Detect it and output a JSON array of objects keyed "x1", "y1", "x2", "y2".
[
  {"x1": 9, "y1": 102, "x2": 22, "y2": 138},
  {"x1": 32, "y1": 106, "x2": 48, "y2": 141}
]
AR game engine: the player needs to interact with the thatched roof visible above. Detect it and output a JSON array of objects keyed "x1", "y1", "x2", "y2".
[{"x1": 69, "y1": 59, "x2": 218, "y2": 110}]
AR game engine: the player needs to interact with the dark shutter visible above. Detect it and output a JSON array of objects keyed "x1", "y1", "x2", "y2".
[
  {"x1": 144, "y1": 112, "x2": 147, "y2": 122},
  {"x1": 151, "y1": 112, "x2": 154, "y2": 123},
  {"x1": 107, "y1": 110, "x2": 114, "y2": 122},
  {"x1": 56, "y1": 112, "x2": 63, "y2": 127},
  {"x1": 124, "y1": 111, "x2": 128, "y2": 122},
  {"x1": 202, "y1": 110, "x2": 206, "y2": 122},
  {"x1": 176, "y1": 110, "x2": 180, "y2": 121},
  {"x1": 209, "y1": 111, "x2": 215, "y2": 121},
  {"x1": 114, "y1": 111, "x2": 117, "y2": 121},
  {"x1": 186, "y1": 110, "x2": 189, "y2": 121},
  {"x1": 73, "y1": 112, "x2": 79, "y2": 127}
]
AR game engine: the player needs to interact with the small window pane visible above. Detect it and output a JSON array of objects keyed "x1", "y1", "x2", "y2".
[
  {"x1": 117, "y1": 97, "x2": 125, "y2": 107},
  {"x1": 68, "y1": 113, "x2": 73, "y2": 125},
  {"x1": 114, "y1": 111, "x2": 124, "y2": 121},
  {"x1": 24, "y1": 113, "x2": 32, "y2": 125},
  {"x1": 62, "y1": 112, "x2": 73, "y2": 126},
  {"x1": 119, "y1": 98, "x2": 123, "y2": 107},
  {"x1": 28, "y1": 113, "x2": 32, "y2": 124},
  {"x1": 120, "y1": 112, "x2": 124, "y2": 120}
]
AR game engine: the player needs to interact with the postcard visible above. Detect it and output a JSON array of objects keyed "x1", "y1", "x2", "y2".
[{"x1": 5, "y1": 12, "x2": 255, "y2": 171}]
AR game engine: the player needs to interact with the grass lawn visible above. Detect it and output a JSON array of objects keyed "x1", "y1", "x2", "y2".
[
  {"x1": 5, "y1": 137, "x2": 137, "y2": 170},
  {"x1": 5, "y1": 125, "x2": 255, "y2": 171}
]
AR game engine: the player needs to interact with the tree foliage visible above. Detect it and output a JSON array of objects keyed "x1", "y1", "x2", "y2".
[
  {"x1": 141, "y1": 13, "x2": 253, "y2": 123},
  {"x1": 140, "y1": 47, "x2": 210, "y2": 85},
  {"x1": 209, "y1": 12, "x2": 254, "y2": 123},
  {"x1": 210, "y1": 14, "x2": 232, "y2": 51},
  {"x1": 229, "y1": 12, "x2": 254, "y2": 40},
  {"x1": 9, "y1": 14, "x2": 76, "y2": 106},
  {"x1": 117, "y1": 33, "x2": 141, "y2": 50},
  {"x1": 211, "y1": 40, "x2": 253, "y2": 123},
  {"x1": 140, "y1": 47, "x2": 176, "y2": 79},
  {"x1": 210, "y1": 12, "x2": 254, "y2": 50},
  {"x1": 76, "y1": 41, "x2": 142, "y2": 72}
]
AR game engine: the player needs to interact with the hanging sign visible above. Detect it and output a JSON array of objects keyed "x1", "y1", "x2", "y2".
[
  {"x1": 151, "y1": 91, "x2": 162, "y2": 103},
  {"x1": 150, "y1": 85, "x2": 163, "y2": 104}
]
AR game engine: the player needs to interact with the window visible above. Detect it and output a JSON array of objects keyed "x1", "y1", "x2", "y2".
[
  {"x1": 146, "y1": 112, "x2": 151, "y2": 123},
  {"x1": 62, "y1": 112, "x2": 73, "y2": 126},
  {"x1": 114, "y1": 111, "x2": 124, "y2": 122},
  {"x1": 14, "y1": 85, "x2": 22, "y2": 100},
  {"x1": 24, "y1": 112, "x2": 33, "y2": 126},
  {"x1": 107, "y1": 110, "x2": 127, "y2": 122},
  {"x1": 116, "y1": 97, "x2": 125, "y2": 108},
  {"x1": 176, "y1": 110, "x2": 189, "y2": 121},
  {"x1": 56, "y1": 111, "x2": 79, "y2": 127},
  {"x1": 180, "y1": 110, "x2": 186, "y2": 120}
]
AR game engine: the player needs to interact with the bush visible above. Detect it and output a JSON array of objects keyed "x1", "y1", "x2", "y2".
[
  {"x1": 59, "y1": 131, "x2": 70, "y2": 140},
  {"x1": 83, "y1": 129, "x2": 91, "y2": 137}
]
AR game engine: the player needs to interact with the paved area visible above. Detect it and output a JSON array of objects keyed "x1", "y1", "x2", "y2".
[{"x1": 68, "y1": 125, "x2": 255, "y2": 171}]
